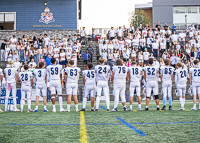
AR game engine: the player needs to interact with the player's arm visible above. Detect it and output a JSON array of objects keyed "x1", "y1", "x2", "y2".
[
  {"x1": 15, "y1": 73, "x2": 18, "y2": 83},
  {"x1": 144, "y1": 71, "x2": 146, "y2": 82},
  {"x1": 189, "y1": 73, "x2": 192, "y2": 85},
  {"x1": 60, "y1": 70, "x2": 63, "y2": 86},
  {"x1": 111, "y1": 71, "x2": 114, "y2": 84},
  {"x1": 127, "y1": 71, "x2": 130, "y2": 82},
  {"x1": 83, "y1": 75, "x2": 85, "y2": 85}
]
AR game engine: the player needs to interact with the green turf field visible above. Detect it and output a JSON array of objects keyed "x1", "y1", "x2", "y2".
[{"x1": 0, "y1": 101, "x2": 200, "y2": 143}]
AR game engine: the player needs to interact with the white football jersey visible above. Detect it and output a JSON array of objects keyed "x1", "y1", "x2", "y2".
[
  {"x1": 189, "y1": 67, "x2": 200, "y2": 83},
  {"x1": 34, "y1": 69, "x2": 47, "y2": 84},
  {"x1": 112, "y1": 66, "x2": 128, "y2": 84},
  {"x1": 143, "y1": 66, "x2": 159, "y2": 81},
  {"x1": 4, "y1": 67, "x2": 18, "y2": 83},
  {"x1": 64, "y1": 67, "x2": 81, "y2": 83},
  {"x1": 128, "y1": 66, "x2": 142, "y2": 82},
  {"x1": 19, "y1": 71, "x2": 33, "y2": 86},
  {"x1": 95, "y1": 65, "x2": 110, "y2": 81},
  {"x1": 0, "y1": 68, "x2": 3, "y2": 76},
  {"x1": 175, "y1": 68, "x2": 188, "y2": 85},
  {"x1": 47, "y1": 65, "x2": 62, "y2": 81},
  {"x1": 82, "y1": 70, "x2": 95, "y2": 84},
  {"x1": 160, "y1": 66, "x2": 174, "y2": 81}
]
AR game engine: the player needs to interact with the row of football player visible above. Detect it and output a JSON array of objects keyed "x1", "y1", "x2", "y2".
[{"x1": 1, "y1": 57, "x2": 200, "y2": 112}]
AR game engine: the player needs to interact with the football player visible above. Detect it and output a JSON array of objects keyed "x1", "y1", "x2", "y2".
[
  {"x1": 19, "y1": 64, "x2": 33, "y2": 112},
  {"x1": 160, "y1": 59, "x2": 174, "y2": 110},
  {"x1": 127, "y1": 61, "x2": 143, "y2": 111},
  {"x1": 175, "y1": 62, "x2": 188, "y2": 110},
  {"x1": 4, "y1": 60, "x2": 19, "y2": 111},
  {"x1": 0, "y1": 68, "x2": 4, "y2": 112},
  {"x1": 80, "y1": 63, "x2": 96, "y2": 111},
  {"x1": 111, "y1": 59, "x2": 128, "y2": 111},
  {"x1": 143, "y1": 58, "x2": 160, "y2": 110},
  {"x1": 189, "y1": 60, "x2": 200, "y2": 110},
  {"x1": 64, "y1": 60, "x2": 81, "y2": 112},
  {"x1": 94, "y1": 58, "x2": 110, "y2": 111},
  {"x1": 34, "y1": 62, "x2": 48, "y2": 112},
  {"x1": 47, "y1": 58, "x2": 64, "y2": 112}
]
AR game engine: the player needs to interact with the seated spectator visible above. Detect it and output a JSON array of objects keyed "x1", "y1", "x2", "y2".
[{"x1": 28, "y1": 58, "x2": 36, "y2": 68}]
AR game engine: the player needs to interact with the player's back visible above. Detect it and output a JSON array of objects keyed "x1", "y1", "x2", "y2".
[
  {"x1": 189, "y1": 67, "x2": 200, "y2": 83},
  {"x1": 95, "y1": 65, "x2": 110, "y2": 81},
  {"x1": 143, "y1": 66, "x2": 159, "y2": 81},
  {"x1": 47, "y1": 65, "x2": 62, "y2": 81},
  {"x1": 19, "y1": 71, "x2": 33, "y2": 86},
  {"x1": 128, "y1": 66, "x2": 142, "y2": 82},
  {"x1": 175, "y1": 68, "x2": 187, "y2": 85},
  {"x1": 34, "y1": 69, "x2": 47, "y2": 84},
  {"x1": 82, "y1": 69, "x2": 95, "y2": 84},
  {"x1": 64, "y1": 67, "x2": 80, "y2": 83},
  {"x1": 112, "y1": 66, "x2": 127, "y2": 84},
  {"x1": 4, "y1": 67, "x2": 18, "y2": 83},
  {"x1": 160, "y1": 66, "x2": 174, "y2": 81}
]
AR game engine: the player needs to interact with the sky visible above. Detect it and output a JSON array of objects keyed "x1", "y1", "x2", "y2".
[{"x1": 79, "y1": 0, "x2": 152, "y2": 34}]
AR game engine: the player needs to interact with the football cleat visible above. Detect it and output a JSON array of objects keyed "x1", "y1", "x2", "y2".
[
  {"x1": 91, "y1": 109, "x2": 94, "y2": 111},
  {"x1": 169, "y1": 106, "x2": 172, "y2": 110},
  {"x1": 43, "y1": 109, "x2": 48, "y2": 112},
  {"x1": 161, "y1": 106, "x2": 166, "y2": 110},
  {"x1": 95, "y1": 109, "x2": 98, "y2": 111},
  {"x1": 178, "y1": 108, "x2": 185, "y2": 111},
  {"x1": 128, "y1": 109, "x2": 132, "y2": 111},
  {"x1": 13, "y1": 108, "x2": 20, "y2": 112},
  {"x1": 138, "y1": 108, "x2": 142, "y2": 111},
  {"x1": 76, "y1": 109, "x2": 79, "y2": 112},
  {"x1": 80, "y1": 108, "x2": 85, "y2": 111},
  {"x1": 156, "y1": 107, "x2": 160, "y2": 110},
  {"x1": 65, "y1": 109, "x2": 70, "y2": 112},
  {"x1": 0, "y1": 109, "x2": 3, "y2": 112},
  {"x1": 28, "y1": 109, "x2": 34, "y2": 112},
  {"x1": 191, "y1": 107, "x2": 197, "y2": 110},
  {"x1": 52, "y1": 109, "x2": 56, "y2": 113},
  {"x1": 144, "y1": 107, "x2": 149, "y2": 111},
  {"x1": 111, "y1": 108, "x2": 118, "y2": 112},
  {"x1": 59, "y1": 108, "x2": 65, "y2": 112},
  {"x1": 123, "y1": 107, "x2": 127, "y2": 111},
  {"x1": 107, "y1": 109, "x2": 110, "y2": 112},
  {"x1": 34, "y1": 109, "x2": 38, "y2": 112}
]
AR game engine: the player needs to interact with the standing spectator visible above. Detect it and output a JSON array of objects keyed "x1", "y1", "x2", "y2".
[
  {"x1": 170, "y1": 53, "x2": 176, "y2": 68},
  {"x1": 171, "y1": 23, "x2": 177, "y2": 33},
  {"x1": 129, "y1": 24, "x2": 135, "y2": 34},
  {"x1": 118, "y1": 38, "x2": 124, "y2": 55},
  {"x1": 109, "y1": 27, "x2": 116, "y2": 40},
  {"x1": 28, "y1": 58, "x2": 36, "y2": 68},
  {"x1": 38, "y1": 34, "x2": 43, "y2": 48},
  {"x1": 82, "y1": 50, "x2": 91, "y2": 70},
  {"x1": 22, "y1": 35, "x2": 28, "y2": 45},
  {"x1": 178, "y1": 30, "x2": 186, "y2": 49},
  {"x1": 102, "y1": 49, "x2": 108, "y2": 62},
  {"x1": 113, "y1": 50, "x2": 119, "y2": 61},
  {"x1": 14, "y1": 58, "x2": 21, "y2": 69},
  {"x1": 86, "y1": 44, "x2": 94, "y2": 63},
  {"x1": 10, "y1": 35, "x2": 18, "y2": 44},
  {"x1": 160, "y1": 39, "x2": 166, "y2": 56},
  {"x1": 155, "y1": 21, "x2": 161, "y2": 31},
  {"x1": 43, "y1": 34, "x2": 50, "y2": 48},
  {"x1": 143, "y1": 48, "x2": 150, "y2": 65},
  {"x1": 117, "y1": 26, "x2": 123, "y2": 39},
  {"x1": 131, "y1": 47, "x2": 137, "y2": 61},
  {"x1": 152, "y1": 40, "x2": 159, "y2": 59},
  {"x1": 1, "y1": 39, "x2": 6, "y2": 61},
  {"x1": 165, "y1": 31, "x2": 171, "y2": 50},
  {"x1": 123, "y1": 49, "x2": 129, "y2": 66},
  {"x1": 81, "y1": 27, "x2": 87, "y2": 45},
  {"x1": 60, "y1": 49, "x2": 66, "y2": 68},
  {"x1": 138, "y1": 51, "x2": 144, "y2": 67},
  {"x1": 43, "y1": 45, "x2": 48, "y2": 59},
  {"x1": 45, "y1": 54, "x2": 52, "y2": 66},
  {"x1": 38, "y1": 55, "x2": 45, "y2": 67},
  {"x1": 163, "y1": 23, "x2": 168, "y2": 31}
]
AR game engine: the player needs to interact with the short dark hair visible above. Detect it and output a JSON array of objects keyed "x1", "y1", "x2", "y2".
[
  {"x1": 132, "y1": 61, "x2": 136, "y2": 65},
  {"x1": 51, "y1": 58, "x2": 56, "y2": 64},
  {"x1": 39, "y1": 62, "x2": 44, "y2": 68},
  {"x1": 149, "y1": 58, "x2": 154, "y2": 65},
  {"x1": 69, "y1": 60, "x2": 74, "y2": 66},
  {"x1": 87, "y1": 63, "x2": 93, "y2": 69},
  {"x1": 116, "y1": 59, "x2": 123, "y2": 66},
  {"x1": 44, "y1": 34, "x2": 47, "y2": 36},
  {"x1": 24, "y1": 64, "x2": 29, "y2": 70},
  {"x1": 194, "y1": 60, "x2": 199, "y2": 65}
]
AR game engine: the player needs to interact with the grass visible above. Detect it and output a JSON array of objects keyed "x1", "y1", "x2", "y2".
[{"x1": 0, "y1": 101, "x2": 200, "y2": 143}]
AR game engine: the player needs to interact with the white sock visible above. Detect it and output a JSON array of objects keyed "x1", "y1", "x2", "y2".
[
  {"x1": 183, "y1": 98, "x2": 185, "y2": 108},
  {"x1": 35, "y1": 106, "x2": 38, "y2": 110},
  {"x1": 146, "y1": 106, "x2": 148, "y2": 108},
  {"x1": 75, "y1": 104, "x2": 78, "y2": 110},
  {"x1": 5, "y1": 99, "x2": 8, "y2": 110},
  {"x1": 27, "y1": 98, "x2": 31, "y2": 110},
  {"x1": 67, "y1": 104, "x2": 70, "y2": 110},
  {"x1": 53, "y1": 104, "x2": 56, "y2": 110},
  {"x1": 59, "y1": 96, "x2": 63, "y2": 109},
  {"x1": 20, "y1": 99, "x2": 24, "y2": 110},
  {"x1": 105, "y1": 95, "x2": 110, "y2": 109},
  {"x1": 193, "y1": 104, "x2": 196, "y2": 108},
  {"x1": 130, "y1": 105, "x2": 132, "y2": 109},
  {"x1": 157, "y1": 105, "x2": 159, "y2": 108},
  {"x1": 13, "y1": 97, "x2": 17, "y2": 109},
  {"x1": 83, "y1": 98, "x2": 87, "y2": 109},
  {"x1": 114, "y1": 96, "x2": 119, "y2": 109},
  {"x1": 44, "y1": 105, "x2": 47, "y2": 110},
  {"x1": 138, "y1": 104, "x2": 141, "y2": 109},
  {"x1": 95, "y1": 96, "x2": 101, "y2": 109},
  {"x1": 179, "y1": 98, "x2": 183, "y2": 108}
]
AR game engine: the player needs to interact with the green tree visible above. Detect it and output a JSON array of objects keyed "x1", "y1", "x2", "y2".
[{"x1": 129, "y1": 9, "x2": 150, "y2": 29}]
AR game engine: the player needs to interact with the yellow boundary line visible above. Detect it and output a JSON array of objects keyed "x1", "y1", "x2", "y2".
[{"x1": 80, "y1": 111, "x2": 88, "y2": 143}]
